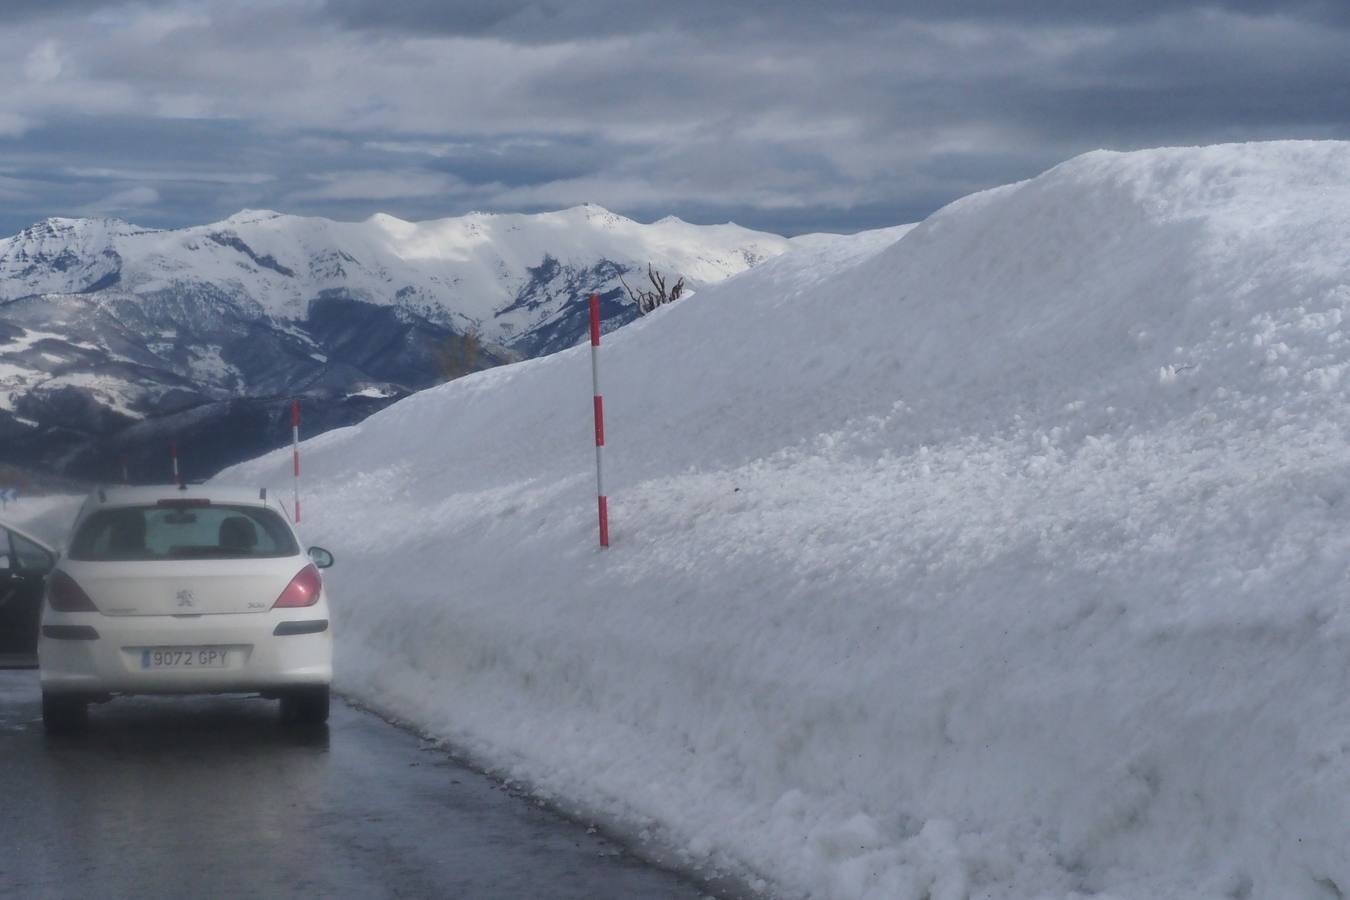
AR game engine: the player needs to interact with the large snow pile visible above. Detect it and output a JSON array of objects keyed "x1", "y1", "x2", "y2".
[
  {"x1": 221, "y1": 142, "x2": 1350, "y2": 899},
  {"x1": 0, "y1": 494, "x2": 81, "y2": 545}
]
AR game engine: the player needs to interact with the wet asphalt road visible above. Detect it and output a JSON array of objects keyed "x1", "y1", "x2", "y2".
[{"x1": 0, "y1": 670, "x2": 711, "y2": 900}]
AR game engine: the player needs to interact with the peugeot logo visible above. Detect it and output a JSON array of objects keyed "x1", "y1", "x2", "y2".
[{"x1": 176, "y1": 589, "x2": 195, "y2": 608}]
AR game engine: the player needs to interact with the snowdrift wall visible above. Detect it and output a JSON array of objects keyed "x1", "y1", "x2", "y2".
[{"x1": 221, "y1": 142, "x2": 1350, "y2": 899}]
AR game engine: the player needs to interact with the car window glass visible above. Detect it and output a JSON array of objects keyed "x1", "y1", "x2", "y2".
[
  {"x1": 10, "y1": 531, "x2": 53, "y2": 573},
  {"x1": 70, "y1": 506, "x2": 298, "y2": 561}
]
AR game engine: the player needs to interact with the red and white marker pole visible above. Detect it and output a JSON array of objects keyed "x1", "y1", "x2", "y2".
[
  {"x1": 170, "y1": 442, "x2": 180, "y2": 486},
  {"x1": 589, "y1": 293, "x2": 609, "y2": 548},
  {"x1": 291, "y1": 399, "x2": 302, "y2": 523}
]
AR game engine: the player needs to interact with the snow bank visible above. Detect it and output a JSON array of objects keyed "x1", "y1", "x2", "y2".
[
  {"x1": 1, "y1": 494, "x2": 82, "y2": 546},
  {"x1": 220, "y1": 142, "x2": 1350, "y2": 899}
]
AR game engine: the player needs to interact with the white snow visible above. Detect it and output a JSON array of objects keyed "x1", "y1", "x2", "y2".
[
  {"x1": 346, "y1": 386, "x2": 394, "y2": 399},
  {"x1": 0, "y1": 327, "x2": 71, "y2": 353},
  {"x1": 787, "y1": 223, "x2": 918, "y2": 258},
  {"x1": 187, "y1": 345, "x2": 243, "y2": 385},
  {"x1": 0, "y1": 361, "x2": 39, "y2": 411},
  {"x1": 33, "y1": 372, "x2": 145, "y2": 419},
  {"x1": 0, "y1": 217, "x2": 132, "y2": 298},
  {"x1": 0, "y1": 328, "x2": 78, "y2": 409},
  {"x1": 0, "y1": 494, "x2": 82, "y2": 546},
  {"x1": 219, "y1": 141, "x2": 1350, "y2": 898},
  {"x1": 0, "y1": 205, "x2": 793, "y2": 347}
]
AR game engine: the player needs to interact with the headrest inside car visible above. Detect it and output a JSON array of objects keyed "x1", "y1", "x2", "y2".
[{"x1": 219, "y1": 516, "x2": 258, "y2": 550}]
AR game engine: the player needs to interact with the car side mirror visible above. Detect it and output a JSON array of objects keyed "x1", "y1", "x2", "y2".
[
  {"x1": 0, "y1": 554, "x2": 11, "y2": 573},
  {"x1": 308, "y1": 546, "x2": 335, "y2": 569}
]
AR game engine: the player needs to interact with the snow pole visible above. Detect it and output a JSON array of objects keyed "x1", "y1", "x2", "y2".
[
  {"x1": 589, "y1": 293, "x2": 609, "y2": 548},
  {"x1": 291, "y1": 399, "x2": 302, "y2": 523},
  {"x1": 120, "y1": 454, "x2": 129, "y2": 485},
  {"x1": 170, "y1": 441, "x2": 180, "y2": 487}
]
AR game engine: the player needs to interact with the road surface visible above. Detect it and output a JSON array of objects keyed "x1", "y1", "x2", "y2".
[{"x1": 0, "y1": 670, "x2": 713, "y2": 899}]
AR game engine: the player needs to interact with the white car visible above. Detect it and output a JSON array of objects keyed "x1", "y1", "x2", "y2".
[{"x1": 38, "y1": 485, "x2": 334, "y2": 733}]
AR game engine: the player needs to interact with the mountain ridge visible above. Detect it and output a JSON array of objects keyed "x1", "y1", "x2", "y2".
[{"x1": 0, "y1": 204, "x2": 792, "y2": 479}]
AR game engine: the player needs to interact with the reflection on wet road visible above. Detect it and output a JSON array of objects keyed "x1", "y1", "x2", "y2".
[{"x1": 0, "y1": 671, "x2": 709, "y2": 899}]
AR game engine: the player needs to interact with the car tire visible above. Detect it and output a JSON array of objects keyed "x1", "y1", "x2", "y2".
[
  {"x1": 280, "y1": 687, "x2": 330, "y2": 726},
  {"x1": 42, "y1": 693, "x2": 88, "y2": 735}
]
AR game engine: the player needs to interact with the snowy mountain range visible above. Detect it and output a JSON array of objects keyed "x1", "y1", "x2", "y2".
[{"x1": 0, "y1": 205, "x2": 789, "y2": 479}]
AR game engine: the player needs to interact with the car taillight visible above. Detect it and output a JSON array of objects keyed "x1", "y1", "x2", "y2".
[
  {"x1": 48, "y1": 571, "x2": 99, "y2": 612},
  {"x1": 273, "y1": 564, "x2": 322, "y2": 608}
]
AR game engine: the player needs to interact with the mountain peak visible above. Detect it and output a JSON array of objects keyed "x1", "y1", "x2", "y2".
[
  {"x1": 553, "y1": 203, "x2": 631, "y2": 229},
  {"x1": 1, "y1": 215, "x2": 148, "y2": 247},
  {"x1": 222, "y1": 209, "x2": 286, "y2": 225},
  {"x1": 25, "y1": 215, "x2": 131, "y2": 232},
  {"x1": 366, "y1": 211, "x2": 411, "y2": 226}
]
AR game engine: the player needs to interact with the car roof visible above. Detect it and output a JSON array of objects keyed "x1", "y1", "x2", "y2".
[{"x1": 86, "y1": 484, "x2": 273, "y2": 508}]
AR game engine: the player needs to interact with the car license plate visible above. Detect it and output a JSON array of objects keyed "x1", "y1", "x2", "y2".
[{"x1": 141, "y1": 647, "x2": 230, "y2": 670}]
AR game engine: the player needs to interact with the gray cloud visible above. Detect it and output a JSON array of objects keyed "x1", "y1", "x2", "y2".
[
  {"x1": 322, "y1": 0, "x2": 1350, "y2": 39},
  {"x1": 2, "y1": 0, "x2": 177, "y2": 20},
  {"x1": 0, "y1": 0, "x2": 1347, "y2": 237}
]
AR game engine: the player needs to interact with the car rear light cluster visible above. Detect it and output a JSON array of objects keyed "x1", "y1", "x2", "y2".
[
  {"x1": 273, "y1": 564, "x2": 322, "y2": 608},
  {"x1": 48, "y1": 571, "x2": 99, "y2": 612}
]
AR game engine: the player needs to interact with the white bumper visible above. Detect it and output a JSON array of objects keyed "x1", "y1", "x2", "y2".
[{"x1": 38, "y1": 608, "x2": 332, "y2": 697}]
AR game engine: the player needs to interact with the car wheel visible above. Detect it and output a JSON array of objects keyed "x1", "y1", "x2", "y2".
[
  {"x1": 280, "y1": 687, "x2": 330, "y2": 726},
  {"x1": 42, "y1": 693, "x2": 88, "y2": 735}
]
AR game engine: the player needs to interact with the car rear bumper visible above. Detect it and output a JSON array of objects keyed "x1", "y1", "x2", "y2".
[{"x1": 38, "y1": 609, "x2": 332, "y2": 696}]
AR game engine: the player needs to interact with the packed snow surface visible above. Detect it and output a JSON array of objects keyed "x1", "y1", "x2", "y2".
[{"x1": 221, "y1": 142, "x2": 1350, "y2": 898}]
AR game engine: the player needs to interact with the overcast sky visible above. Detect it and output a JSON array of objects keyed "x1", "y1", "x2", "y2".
[{"x1": 1, "y1": 0, "x2": 1347, "y2": 236}]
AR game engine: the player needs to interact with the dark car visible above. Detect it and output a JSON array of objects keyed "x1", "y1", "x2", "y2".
[{"x1": 0, "y1": 521, "x2": 58, "y2": 665}]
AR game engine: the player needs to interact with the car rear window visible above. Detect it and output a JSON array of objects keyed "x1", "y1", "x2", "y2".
[{"x1": 68, "y1": 504, "x2": 299, "y2": 561}]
